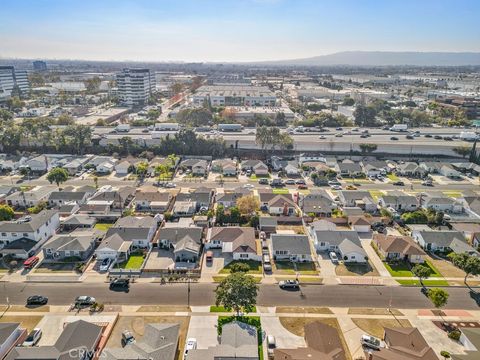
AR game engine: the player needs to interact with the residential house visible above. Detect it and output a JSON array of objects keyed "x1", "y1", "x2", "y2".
[
  {"x1": 308, "y1": 219, "x2": 337, "y2": 232},
  {"x1": 172, "y1": 201, "x2": 197, "y2": 217},
  {"x1": 462, "y1": 195, "x2": 480, "y2": 219},
  {"x1": 335, "y1": 160, "x2": 364, "y2": 177},
  {"x1": 378, "y1": 193, "x2": 418, "y2": 213},
  {"x1": 211, "y1": 159, "x2": 237, "y2": 176},
  {"x1": 96, "y1": 161, "x2": 115, "y2": 174},
  {"x1": 0, "y1": 323, "x2": 27, "y2": 360},
  {"x1": 451, "y1": 223, "x2": 480, "y2": 244},
  {"x1": 259, "y1": 216, "x2": 277, "y2": 234},
  {"x1": 420, "y1": 161, "x2": 444, "y2": 174},
  {"x1": 367, "y1": 327, "x2": 438, "y2": 360},
  {"x1": 0, "y1": 210, "x2": 59, "y2": 258},
  {"x1": 95, "y1": 232, "x2": 132, "y2": 261},
  {"x1": 300, "y1": 190, "x2": 335, "y2": 217},
  {"x1": 271, "y1": 156, "x2": 300, "y2": 176},
  {"x1": 452, "y1": 162, "x2": 480, "y2": 176},
  {"x1": 298, "y1": 153, "x2": 327, "y2": 165},
  {"x1": 338, "y1": 191, "x2": 377, "y2": 213},
  {"x1": 24, "y1": 155, "x2": 52, "y2": 173},
  {"x1": 61, "y1": 214, "x2": 97, "y2": 231},
  {"x1": 373, "y1": 234, "x2": 426, "y2": 264},
  {"x1": 107, "y1": 215, "x2": 159, "y2": 248},
  {"x1": 148, "y1": 156, "x2": 178, "y2": 176},
  {"x1": 42, "y1": 230, "x2": 101, "y2": 261},
  {"x1": 48, "y1": 189, "x2": 91, "y2": 208},
  {"x1": 412, "y1": 230, "x2": 478, "y2": 255},
  {"x1": 6, "y1": 185, "x2": 56, "y2": 208},
  {"x1": 349, "y1": 216, "x2": 371, "y2": 233},
  {"x1": 62, "y1": 157, "x2": 90, "y2": 175},
  {"x1": 311, "y1": 230, "x2": 367, "y2": 263},
  {"x1": 206, "y1": 227, "x2": 260, "y2": 261},
  {"x1": 180, "y1": 158, "x2": 209, "y2": 176},
  {"x1": 241, "y1": 160, "x2": 269, "y2": 176},
  {"x1": 0, "y1": 186, "x2": 19, "y2": 204},
  {"x1": 361, "y1": 160, "x2": 388, "y2": 177},
  {"x1": 157, "y1": 225, "x2": 203, "y2": 263},
  {"x1": 115, "y1": 160, "x2": 132, "y2": 175},
  {"x1": 5, "y1": 320, "x2": 103, "y2": 360},
  {"x1": 259, "y1": 191, "x2": 296, "y2": 216},
  {"x1": 135, "y1": 187, "x2": 173, "y2": 213},
  {"x1": 440, "y1": 164, "x2": 463, "y2": 179},
  {"x1": 188, "y1": 321, "x2": 259, "y2": 360},
  {"x1": 422, "y1": 194, "x2": 463, "y2": 213},
  {"x1": 176, "y1": 187, "x2": 214, "y2": 211},
  {"x1": 88, "y1": 185, "x2": 135, "y2": 211},
  {"x1": 216, "y1": 188, "x2": 251, "y2": 209},
  {"x1": 396, "y1": 162, "x2": 427, "y2": 178},
  {"x1": 275, "y1": 321, "x2": 346, "y2": 360},
  {"x1": 88, "y1": 155, "x2": 118, "y2": 172},
  {"x1": 270, "y1": 234, "x2": 312, "y2": 262},
  {"x1": 102, "y1": 323, "x2": 180, "y2": 360}
]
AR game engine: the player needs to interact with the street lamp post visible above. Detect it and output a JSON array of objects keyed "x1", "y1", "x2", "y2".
[{"x1": 187, "y1": 271, "x2": 192, "y2": 307}]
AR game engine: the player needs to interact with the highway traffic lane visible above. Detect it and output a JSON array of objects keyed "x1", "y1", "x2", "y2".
[{"x1": 2, "y1": 283, "x2": 480, "y2": 309}]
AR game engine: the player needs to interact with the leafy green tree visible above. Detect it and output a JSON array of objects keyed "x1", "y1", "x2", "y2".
[
  {"x1": 354, "y1": 105, "x2": 377, "y2": 127},
  {"x1": 359, "y1": 143, "x2": 377, "y2": 154},
  {"x1": 47, "y1": 167, "x2": 69, "y2": 187},
  {"x1": 448, "y1": 253, "x2": 480, "y2": 286},
  {"x1": 147, "y1": 109, "x2": 160, "y2": 121},
  {"x1": 237, "y1": 195, "x2": 259, "y2": 215},
  {"x1": 56, "y1": 114, "x2": 75, "y2": 125},
  {"x1": 63, "y1": 125, "x2": 92, "y2": 155},
  {"x1": 136, "y1": 161, "x2": 149, "y2": 178},
  {"x1": 0, "y1": 109, "x2": 13, "y2": 123},
  {"x1": 342, "y1": 97, "x2": 355, "y2": 106},
  {"x1": 176, "y1": 108, "x2": 213, "y2": 127},
  {"x1": 0, "y1": 204, "x2": 15, "y2": 221},
  {"x1": 428, "y1": 288, "x2": 449, "y2": 311},
  {"x1": 453, "y1": 146, "x2": 472, "y2": 159},
  {"x1": 28, "y1": 201, "x2": 47, "y2": 214},
  {"x1": 215, "y1": 272, "x2": 258, "y2": 315},
  {"x1": 412, "y1": 264, "x2": 432, "y2": 287}
]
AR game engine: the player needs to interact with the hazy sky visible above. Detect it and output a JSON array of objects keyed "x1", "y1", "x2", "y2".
[{"x1": 1, "y1": 0, "x2": 479, "y2": 62}]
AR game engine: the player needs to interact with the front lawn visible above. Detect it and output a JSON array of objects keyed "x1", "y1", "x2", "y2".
[
  {"x1": 442, "y1": 191, "x2": 463, "y2": 198},
  {"x1": 250, "y1": 174, "x2": 270, "y2": 180},
  {"x1": 396, "y1": 279, "x2": 450, "y2": 286},
  {"x1": 383, "y1": 260, "x2": 442, "y2": 278},
  {"x1": 387, "y1": 174, "x2": 400, "y2": 181},
  {"x1": 272, "y1": 188, "x2": 290, "y2": 194},
  {"x1": 219, "y1": 260, "x2": 262, "y2": 274},
  {"x1": 94, "y1": 223, "x2": 113, "y2": 231},
  {"x1": 274, "y1": 261, "x2": 318, "y2": 275},
  {"x1": 352, "y1": 318, "x2": 411, "y2": 338},
  {"x1": 369, "y1": 190, "x2": 384, "y2": 201},
  {"x1": 118, "y1": 254, "x2": 145, "y2": 269},
  {"x1": 210, "y1": 305, "x2": 257, "y2": 313},
  {"x1": 335, "y1": 261, "x2": 379, "y2": 277}
]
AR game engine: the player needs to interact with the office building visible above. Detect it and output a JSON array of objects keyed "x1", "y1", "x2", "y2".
[
  {"x1": 191, "y1": 85, "x2": 277, "y2": 107},
  {"x1": 116, "y1": 68, "x2": 155, "y2": 107},
  {"x1": 32, "y1": 60, "x2": 47, "y2": 71},
  {"x1": 0, "y1": 66, "x2": 30, "y2": 99}
]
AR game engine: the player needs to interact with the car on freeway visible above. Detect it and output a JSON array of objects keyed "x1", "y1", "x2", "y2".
[
  {"x1": 110, "y1": 278, "x2": 130, "y2": 290},
  {"x1": 99, "y1": 258, "x2": 111, "y2": 272},
  {"x1": 361, "y1": 334, "x2": 383, "y2": 350},
  {"x1": 279, "y1": 280, "x2": 300, "y2": 290},
  {"x1": 336, "y1": 127, "x2": 343, "y2": 131},
  {"x1": 319, "y1": 135, "x2": 326, "y2": 139},
  {"x1": 75, "y1": 296, "x2": 96, "y2": 307},
  {"x1": 267, "y1": 335, "x2": 276, "y2": 358},
  {"x1": 285, "y1": 179, "x2": 296, "y2": 185},
  {"x1": 258, "y1": 178, "x2": 269, "y2": 185},
  {"x1": 392, "y1": 181, "x2": 405, "y2": 186},
  {"x1": 390, "y1": 136, "x2": 399, "y2": 140},
  {"x1": 335, "y1": 133, "x2": 343, "y2": 137},
  {"x1": 424, "y1": 134, "x2": 432, "y2": 138},
  {"x1": 184, "y1": 338, "x2": 197, "y2": 358},
  {"x1": 360, "y1": 134, "x2": 370, "y2": 138},
  {"x1": 444, "y1": 136, "x2": 453, "y2": 141},
  {"x1": 122, "y1": 330, "x2": 136, "y2": 346},
  {"x1": 406, "y1": 135, "x2": 414, "y2": 139},
  {"x1": 329, "y1": 252, "x2": 339, "y2": 264},
  {"x1": 330, "y1": 184, "x2": 342, "y2": 190},
  {"x1": 26, "y1": 295, "x2": 48, "y2": 306},
  {"x1": 434, "y1": 135, "x2": 443, "y2": 140},
  {"x1": 23, "y1": 328, "x2": 42, "y2": 347}
]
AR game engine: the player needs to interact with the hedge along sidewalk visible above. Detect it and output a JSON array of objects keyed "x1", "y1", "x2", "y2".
[{"x1": 217, "y1": 316, "x2": 264, "y2": 360}]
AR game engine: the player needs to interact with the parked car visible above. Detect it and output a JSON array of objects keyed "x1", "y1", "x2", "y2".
[
  {"x1": 392, "y1": 181, "x2": 404, "y2": 186},
  {"x1": 279, "y1": 280, "x2": 300, "y2": 290},
  {"x1": 184, "y1": 338, "x2": 197, "y2": 359},
  {"x1": 110, "y1": 278, "x2": 130, "y2": 290},
  {"x1": 267, "y1": 335, "x2": 276, "y2": 357},
  {"x1": 243, "y1": 183, "x2": 255, "y2": 189},
  {"x1": 330, "y1": 184, "x2": 342, "y2": 190},
  {"x1": 361, "y1": 334, "x2": 382, "y2": 350},
  {"x1": 122, "y1": 330, "x2": 136, "y2": 346},
  {"x1": 206, "y1": 251, "x2": 213, "y2": 263},
  {"x1": 26, "y1": 295, "x2": 48, "y2": 306},
  {"x1": 422, "y1": 181, "x2": 433, "y2": 186},
  {"x1": 270, "y1": 179, "x2": 284, "y2": 187},
  {"x1": 75, "y1": 296, "x2": 96, "y2": 307},
  {"x1": 296, "y1": 179, "x2": 306, "y2": 185},
  {"x1": 23, "y1": 256, "x2": 39, "y2": 269},
  {"x1": 285, "y1": 179, "x2": 296, "y2": 185},
  {"x1": 346, "y1": 185, "x2": 357, "y2": 190},
  {"x1": 329, "y1": 251, "x2": 339, "y2": 263},
  {"x1": 259, "y1": 178, "x2": 269, "y2": 185},
  {"x1": 22, "y1": 328, "x2": 42, "y2": 346},
  {"x1": 165, "y1": 182, "x2": 176, "y2": 188},
  {"x1": 99, "y1": 258, "x2": 112, "y2": 272}
]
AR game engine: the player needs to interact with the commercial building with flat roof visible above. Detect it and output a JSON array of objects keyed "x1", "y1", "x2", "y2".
[{"x1": 191, "y1": 85, "x2": 277, "y2": 107}]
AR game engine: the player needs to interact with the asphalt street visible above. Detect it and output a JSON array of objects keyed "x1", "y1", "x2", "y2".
[{"x1": 2, "y1": 283, "x2": 480, "y2": 309}]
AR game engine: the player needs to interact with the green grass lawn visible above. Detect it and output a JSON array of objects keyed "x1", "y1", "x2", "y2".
[
  {"x1": 94, "y1": 223, "x2": 113, "y2": 231},
  {"x1": 274, "y1": 261, "x2": 317, "y2": 275},
  {"x1": 210, "y1": 305, "x2": 257, "y2": 313},
  {"x1": 219, "y1": 260, "x2": 262, "y2": 274},
  {"x1": 442, "y1": 191, "x2": 463, "y2": 198},
  {"x1": 387, "y1": 174, "x2": 400, "y2": 181},
  {"x1": 272, "y1": 188, "x2": 290, "y2": 194},
  {"x1": 369, "y1": 190, "x2": 384, "y2": 201},
  {"x1": 118, "y1": 254, "x2": 144, "y2": 269},
  {"x1": 384, "y1": 260, "x2": 442, "y2": 278},
  {"x1": 396, "y1": 279, "x2": 450, "y2": 286},
  {"x1": 250, "y1": 174, "x2": 270, "y2": 180}
]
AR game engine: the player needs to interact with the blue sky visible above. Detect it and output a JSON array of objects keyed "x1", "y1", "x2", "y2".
[{"x1": 1, "y1": 0, "x2": 479, "y2": 62}]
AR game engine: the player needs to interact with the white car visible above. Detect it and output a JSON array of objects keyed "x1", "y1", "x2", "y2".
[
  {"x1": 99, "y1": 258, "x2": 111, "y2": 272},
  {"x1": 243, "y1": 184, "x2": 255, "y2": 189},
  {"x1": 361, "y1": 334, "x2": 383, "y2": 350},
  {"x1": 184, "y1": 338, "x2": 197, "y2": 359},
  {"x1": 329, "y1": 252, "x2": 339, "y2": 264},
  {"x1": 23, "y1": 328, "x2": 42, "y2": 346},
  {"x1": 330, "y1": 184, "x2": 342, "y2": 190},
  {"x1": 165, "y1": 182, "x2": 176, "y2": 188},
  {"x1": 267, "y1": 335, "x2": 276, "y2": 357}
]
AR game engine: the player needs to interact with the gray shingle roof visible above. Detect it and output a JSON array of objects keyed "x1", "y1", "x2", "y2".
[
  {"x1": 0, "y1": 210, "x2": 58, "y2": 233},
  {"x1": 271, "y1": 234, "x2": 311, "y2": 255},
  {"x1": 315, "y1": 231, "x2": 366, "y2": 256}
]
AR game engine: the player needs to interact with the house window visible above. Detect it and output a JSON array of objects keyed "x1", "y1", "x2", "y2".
[
  {"x1": 12, "y1": 233, "x2": 17, "y2": 237},
  {"x1": 23, "y1": 233, "x2": 28, "y2": 237},
  {"x1": 320, "y1": 242, "x2": 326, "y2": 247},
  {"x1": 239, "y1": 254, "x2": 248, "y2": 258},
  {"x1": 1, "y1": 233, "x2": 6, "y2": 237}
]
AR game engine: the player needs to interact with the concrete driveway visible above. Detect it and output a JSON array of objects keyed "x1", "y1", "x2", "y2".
[
  {"x1": 186, "y1": 315, "x2": 219, "y2": 349},
  {"x1": 202, "y1": 250, "x2": 232, "y2": 275},
  {"x1": 317, "y1": 252, "x2": 337, "y2": 280},
  {"x1": 360, "y1": 239, "x2": 390, "y2": 278},
  {"x1": 261, "y1": 317, "x2": 306, "y2": 348}
]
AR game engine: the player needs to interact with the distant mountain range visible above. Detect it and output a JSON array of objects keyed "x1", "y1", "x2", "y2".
[{"x1": 253, "y1": 51, "x2": 480, "y2": 66}]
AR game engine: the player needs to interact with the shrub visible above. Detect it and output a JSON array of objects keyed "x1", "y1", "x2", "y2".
[
  {"x1": 440, "y1": 351, "x2": 450, "y2": 359},
  {"x1": 229, "y1": 262, "x2": 251, "y2": 273},
  {"x1": 217, "y1": 316, "x2": 261, "y2": 335},
  {"x1": 448, "y1": 330, "x2": 461, "y2": 341}
]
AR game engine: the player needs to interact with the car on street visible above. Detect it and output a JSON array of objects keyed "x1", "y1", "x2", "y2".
[
  {"x1": 26, "y1": 295, "x2": 48, "y2": 306},
  {"x1": 259, "y1": 178, "x2": 269, "y2": 185},
  {"x1": 422, "y1": 181, "x2": 433, "y2": 186},
  {"x1": 75, "y1": 296, "x2": 96, "y2": 307},
  {"x1": 184, "y1": 338, "x2": 197, "y2": 359},
  {"x1": 22, "y1": 328, "x2": 42, "y2": 347},
  {"x1": 335, "y1": 133, "x2": 343, "y2": 137},
  {"x1": 329, "y1": 252, "x2": 339, "y2": 264},
  {"x1": 346, "y1": 185, "x2": 357, "y2": 190},
  {"x1": 165, "y1": 182, "x2": 176, "y2": 188},
  {"x1": 267, "y1": 335, "x2": 276, "y2": 357},
  {"x1": 99, "y1": 258, "x2": 112, "y2": 272},
  {"x1": 270, "y1": 179, "x2": 284, "y2": 187},
  {"x1": 279, "y1": 280, "x2": 300, "y2": 290},
  {"x1": 390, "y1": 136, "x2": 399, "y2": 140},
  {"x1": 243, "y1": 184, "x2": 255, "y2": 189},
  {"x1": 110, "y1": 278, "x2": 130, "y2": 290},
  {"x1": 122, "y1": 330, "x2": 136, "y2": 346},
  {"x1": 392, "y1": 181, "x2": 404, "y2": 186},
  {"x1": 296, "y1": 179, "x2": 306, "y2": 185},
  {"x1": 361, "y1": 334, "x2": 382, "y2": 350},
  {"x1": 297, "y1": 184, "x2": 308, "y2": 189},
  {"x1": 328, "y1": 180, "x2": 341, "y2": 186},
  {"x1": 330, "y1": 184, "x2": 342, "y2": 190},
  {"x1": 285, "y1": 179, "x2": 295, "y2": 185}
]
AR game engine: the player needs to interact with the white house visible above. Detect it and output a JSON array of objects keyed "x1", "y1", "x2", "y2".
[
  {"x1": 311, "y1": 230, "x2": 367, "y2": 263},
  {"x1": 379, "y1": 194, "x2": 418, "y2": 213},
  {"x1": 6, "y1": 186, "x2": 56, "y2": 208},
  {"x1": 422, "y1": 196, "x2": 463, "y2": 213},
  {"x1": 206, "y1": 227, "x2": 260, "y2": 261},
  {"x1": 95, "y1": 233, "x2": 132, "y2": 261},
  {"x1": 97, "y1": 161, "x2": 115, "y2": 174},
  {"x1": 412, "y1": 230, "x2": 477, "y2": 255},
  {"x1": 349, "y1": 216, "x2": 371, "y2": 233},
  {"x1": 115, "y1": 160, "x2": 131, "y2": 175}
]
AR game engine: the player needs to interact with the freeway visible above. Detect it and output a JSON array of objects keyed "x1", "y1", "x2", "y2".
[{"x1": 1, "y1": 283, "x2": 480, "y2": 309}]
